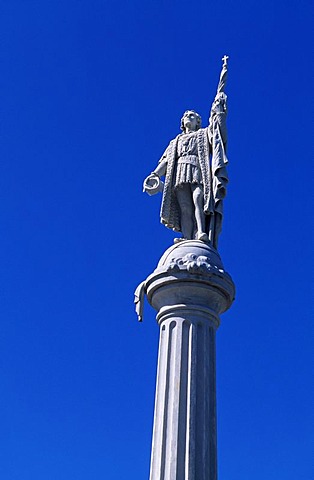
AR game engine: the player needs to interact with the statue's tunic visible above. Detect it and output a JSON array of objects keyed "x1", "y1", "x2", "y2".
[
  {"x1": 174, "y1": 132, "x2": 202, "y2": 188},
  {"x1": 158, "y1": 114, "x2": 228, "y2": 248}
]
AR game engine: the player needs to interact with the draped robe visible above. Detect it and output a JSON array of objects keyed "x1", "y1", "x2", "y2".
[{"x1": 159, "y1": 111, "x2": 228, "y2": 248}]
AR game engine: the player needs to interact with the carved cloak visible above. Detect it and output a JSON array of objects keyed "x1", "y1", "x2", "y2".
[{"x1": 160, "y1": 117, "x2": 228, "y2": 248}]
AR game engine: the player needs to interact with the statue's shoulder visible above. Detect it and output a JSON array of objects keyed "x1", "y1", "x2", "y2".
[
  {"x1": 196, "y1": 127, "x2": 209, "y2": 139},
  {"x1": 170, "y1": 133, "x2": 182, "y2": 143},
  {"x1": 165, "y1": 134, "x2": 182, "y2": 150}
]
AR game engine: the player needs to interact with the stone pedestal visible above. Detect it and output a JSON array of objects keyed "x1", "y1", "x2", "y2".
[{"x1": 146, "y1": 241, "x2": 235, "y2": 480}]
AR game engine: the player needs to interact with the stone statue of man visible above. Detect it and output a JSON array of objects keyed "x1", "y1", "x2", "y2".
[{"x1": 143, "y1": 57, "x2": 229, "y2": 249}]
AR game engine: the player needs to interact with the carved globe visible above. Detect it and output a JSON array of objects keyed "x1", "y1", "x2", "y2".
[
  {"x1": 145, "y1": 240, "x2": 235, "y2": 318},
  {"x1": 157, "y1": 240, "x2": 224, "y2": 272}
]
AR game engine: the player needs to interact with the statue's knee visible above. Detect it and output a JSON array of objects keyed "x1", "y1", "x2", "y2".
[
  {"x1": 176, "y1": 193, "x2": 192, "y2": 211},
  {"x1": 181, "y1": 204, "x2": 193, "y2": 216},
  {"x1": 193, "y1": 192, "x2": 203, "y2": 205}
]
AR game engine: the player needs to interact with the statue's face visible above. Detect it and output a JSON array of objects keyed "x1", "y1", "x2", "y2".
[{"x1": 183, "y1": 111, "x2": 198, "y2": 131}]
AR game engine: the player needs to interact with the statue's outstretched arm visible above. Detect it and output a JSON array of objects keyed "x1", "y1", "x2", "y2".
[
  {"x1": 152, "y1": 158, "x2": 167, "y2": 177},
  {"x1": 143, "y1": 147, "x2": 169, "y2": 196},
  {"x1": 217, "y1": 55, "x2": 228, "y2": 94},
  {"x1": 208, "y1": 56, "x2": 229, "y2": 144}
]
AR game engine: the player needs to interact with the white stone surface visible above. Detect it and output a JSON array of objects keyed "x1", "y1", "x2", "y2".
[
  {"x1": 145, "y1": 241, "x2": 234, "y2": 480},
  {"x1": 143, "y1": 57, "x2": 230, "y2": 248}
]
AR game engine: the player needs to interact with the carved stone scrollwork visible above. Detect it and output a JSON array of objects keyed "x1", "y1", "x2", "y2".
[
  {"x1": 134, "y1": 240, "x2": 234, "y2": 322},
  {"x1": 167, "y1": 252, "x2": 224, "y2": 274}
]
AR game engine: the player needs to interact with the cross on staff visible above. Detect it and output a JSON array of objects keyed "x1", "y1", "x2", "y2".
[{"x1": 222, "y1": 55, "x2": 229, "y2": 66}]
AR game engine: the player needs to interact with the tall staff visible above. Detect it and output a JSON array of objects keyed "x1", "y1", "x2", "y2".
[{"x1": 207, "y1": 55, "x2": 229, "y2": 247}]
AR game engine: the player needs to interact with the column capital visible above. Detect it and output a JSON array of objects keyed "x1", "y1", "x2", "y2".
[{"x1": 145, "y1": 240, "x2": 235, "y2": 325}]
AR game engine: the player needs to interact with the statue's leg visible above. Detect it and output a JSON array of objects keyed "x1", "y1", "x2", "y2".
[
  {"x1": 192, "y1": 184, "x2": 208, "y2": 240},
  {"x1": 175, "y1": 184, "x2": 194, "y2": 239}
]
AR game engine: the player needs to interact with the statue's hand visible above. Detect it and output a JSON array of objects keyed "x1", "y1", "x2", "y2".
[
  {"x1": 211, "y1": 92, "x2": 227, "y2": 114},
  {"x1": 143, "y1": 173, "x2": 164, "y2": 196}
]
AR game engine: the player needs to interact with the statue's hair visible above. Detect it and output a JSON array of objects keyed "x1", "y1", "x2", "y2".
[{"x1": 180, "y1": 110, "x2": 202, "y2": 131}]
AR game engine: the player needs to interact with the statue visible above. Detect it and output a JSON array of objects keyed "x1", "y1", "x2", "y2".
[{"x1": 143, "y1": 56, "x2": 229, "y2": 249}]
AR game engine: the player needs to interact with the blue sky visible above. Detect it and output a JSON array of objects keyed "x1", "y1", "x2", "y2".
[{"x1": 0, "y1": 1, "x2": 312, "y2": 479}]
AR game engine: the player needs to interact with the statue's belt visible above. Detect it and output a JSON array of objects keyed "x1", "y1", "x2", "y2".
[{"x1": 177, "y1": 155, "x2": 199, "y2": 167}]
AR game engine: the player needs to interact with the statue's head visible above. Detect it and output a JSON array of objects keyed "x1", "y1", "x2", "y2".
[{"x1": 180, "y1": 110, "x2": 202, "y2": 132}]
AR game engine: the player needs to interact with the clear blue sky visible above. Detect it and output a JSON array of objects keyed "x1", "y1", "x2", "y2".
[{"x1": 0, "y1": 1, "x2": 312, "y2": 479}]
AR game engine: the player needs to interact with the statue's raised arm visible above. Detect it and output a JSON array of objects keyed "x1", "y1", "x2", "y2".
[
  {"x1": 217, "y1": 55, "x2": 229, "y2": 93},
  {"x1": 143, "y1": 56, "x2": 230, "y2": 249},
  {"x1": 208, "y1": 55, "x2": 228, "y2": 142},
  {"x1": 205, "y1": 56, "x2": 229, "y2": 246}
]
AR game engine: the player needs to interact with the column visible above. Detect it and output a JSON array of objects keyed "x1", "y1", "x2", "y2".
[{"x1": 145, "y1": 241, "x2": 235, "y2": 480}]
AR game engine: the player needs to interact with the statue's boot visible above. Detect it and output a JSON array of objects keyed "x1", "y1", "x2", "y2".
[
  {"x1": 174, "y1": 237, "x2": 187, "y2": 244},
  {"x1": 197, "y1": 232, "x2": 209, "y2": 242}
]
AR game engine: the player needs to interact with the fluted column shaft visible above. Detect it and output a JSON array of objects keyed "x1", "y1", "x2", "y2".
[
  {"x1": 144, "y1": 241, "x2": 235, "y2": 480},
  {"x1": 150, "y1": 307, "x2": 218, "y2": 480}
]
